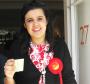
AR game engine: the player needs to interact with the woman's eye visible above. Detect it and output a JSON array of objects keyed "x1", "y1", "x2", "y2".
[
  {"x1": 38, "y1": 18, "x2": 43, "y2": 21},
  {"x1": 27, "y1": 19, "x2": 33, "y2": 22},
  {"x1": 25, "y1": 19, "x2": 33, "y2": 23}
]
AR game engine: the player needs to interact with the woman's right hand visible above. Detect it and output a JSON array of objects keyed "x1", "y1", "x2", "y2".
[{"x1": 4, "y1": 59, "x2": 15, "y2": 79}]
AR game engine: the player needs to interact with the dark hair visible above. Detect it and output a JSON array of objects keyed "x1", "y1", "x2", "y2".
[
  {"x1": 17, "y1": 0, "x2": 54, "y2": 55},
  {"x1": 52, "y1": 15, "x2": 61, "y2": 38},
  {"x1": 21, "y1": 0, "x2": 49, "y2": 24}
]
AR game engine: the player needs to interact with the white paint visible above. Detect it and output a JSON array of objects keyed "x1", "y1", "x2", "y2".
[
  {"x1": 71, "y1": 0, "x2": 83, "y2": 6},
  {"x1": 64, "y1": 0, "x2": 72, "y2": 55},
  {"x1": 77, "y1": 0, "x2": 90, "y2": 84},
  {"x1": 64, "y1": 0, "x2": 90, "y2": 84}
]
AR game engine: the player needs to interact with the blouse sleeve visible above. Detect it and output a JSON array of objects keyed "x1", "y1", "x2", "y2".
[
  {"x1": 0, "y1": 54, "x2": 7, "y2": 84},
  {"x1": 62, "y1": 41, "x2": 77, "y2": 84}
]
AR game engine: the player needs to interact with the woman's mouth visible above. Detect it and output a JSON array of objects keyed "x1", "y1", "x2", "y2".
[{"x1": 32, "y1": 28, "x2": 41, "y2": 32}]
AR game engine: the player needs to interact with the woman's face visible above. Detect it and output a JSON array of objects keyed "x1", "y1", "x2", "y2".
[{"x1": 24, "y1": 8, "x2": 47, "y2": 41}]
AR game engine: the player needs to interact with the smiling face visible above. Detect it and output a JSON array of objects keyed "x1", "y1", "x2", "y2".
[{"x1": 24, "y1": 8, "x2": 48, "y2": 44}]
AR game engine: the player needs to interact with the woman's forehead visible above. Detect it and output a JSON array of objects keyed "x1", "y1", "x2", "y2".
[{"x1": 25, "y1": 8, "x2": 45, "y2": 18}]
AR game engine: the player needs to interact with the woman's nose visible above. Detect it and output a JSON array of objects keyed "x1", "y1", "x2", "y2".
[{"x1": 33, "y1": 20, "x2": 38, "y2": 26}]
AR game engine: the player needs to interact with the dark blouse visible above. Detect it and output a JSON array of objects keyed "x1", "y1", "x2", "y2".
[{"x1": 5, "y1": 38, "x2": 77, "y2": 84}]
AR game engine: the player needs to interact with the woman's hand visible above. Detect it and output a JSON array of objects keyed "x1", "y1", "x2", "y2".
[{"x1": 4, "y1": 59, "x2": 15, "y2": 79}]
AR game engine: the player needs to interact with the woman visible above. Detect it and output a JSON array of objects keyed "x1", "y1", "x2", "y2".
[{"x1": 4, "y1": 0, "x2": 77, "y2": 84}]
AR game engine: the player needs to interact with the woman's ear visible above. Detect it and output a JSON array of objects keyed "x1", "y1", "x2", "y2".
[
  {"x1": 46, "y1": 20, "x2": 48, "y2": 26},
  {"x1": 24, "y1": 23, "x2": 26, "y2": 29}
]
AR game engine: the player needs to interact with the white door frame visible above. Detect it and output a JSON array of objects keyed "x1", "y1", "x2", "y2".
[{"x1": 64, "y1": 0, "x2": 82, "y2": 84}]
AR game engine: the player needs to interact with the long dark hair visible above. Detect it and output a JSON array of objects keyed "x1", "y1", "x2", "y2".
[{"x1": 14, "y1": 0, "x2": 54, "y2": 56}]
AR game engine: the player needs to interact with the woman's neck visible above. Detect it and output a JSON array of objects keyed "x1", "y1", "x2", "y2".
[{"x1": 31, "y1": 37, "x2": 46, "y2": 45}]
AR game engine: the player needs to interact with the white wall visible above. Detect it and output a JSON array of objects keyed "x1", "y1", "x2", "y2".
[
  {"x1": 78, "y1": 0, "x2": 90, "y2": 84},
  {"x1": 64, "y1": 0, "x2": 90, "y2": 84}
]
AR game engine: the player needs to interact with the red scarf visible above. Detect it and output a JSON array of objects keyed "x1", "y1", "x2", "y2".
[{"x1": 28, "y1": 42, "x2": 53, "y2": 84}]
